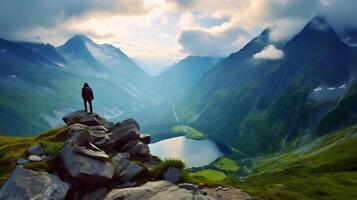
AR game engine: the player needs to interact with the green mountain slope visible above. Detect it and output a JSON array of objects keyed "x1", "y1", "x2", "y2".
[{"x1": 180, "y1": 16, "x2": 357, "y2": 155}]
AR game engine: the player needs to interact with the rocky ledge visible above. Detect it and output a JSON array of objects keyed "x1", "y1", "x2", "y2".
[{"x1": 0, "y1": 110, "x2": 213, "y2": 200}]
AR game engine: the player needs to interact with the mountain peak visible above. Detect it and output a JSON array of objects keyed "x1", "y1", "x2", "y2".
[
  {"x1": 70, "y1": 34, "x2": 94, "y2": 43},
  {"x1": 306, "y1": 16, "x2": 333, "y2": 33}
]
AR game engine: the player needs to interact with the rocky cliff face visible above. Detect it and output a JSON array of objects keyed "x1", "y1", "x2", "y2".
[{"x1": 0, "y1": 110, "x2": 212, "y2": 200}]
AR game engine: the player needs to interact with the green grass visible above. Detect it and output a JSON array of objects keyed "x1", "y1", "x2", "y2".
[
  {"x1": 40, "y1": 141, "x2": 65, "y2": 157},
  {"x1": 180, "y1": 126, "x2": 357, "y2": 199},
  {"x1": 188, "y1": 169, "x2": 227, "y2": 182},
  {"x1": 0, "y1": 126, "x2": 70, "y2": 186},
  {"x1": 172, "y1": 125, "x2": 205, "y2": 140},
  {"x1": 237, "y1": 126, "x2": 357, "y2": 200},
  {"x1": 154, "y1": 158, "x2": 186, "y2": 177},
  {"x1": 213, "y1": 157, "x2": 240, "y2": 172},
  {"x1": 239, "y1": 171, "x2": 357, "y2": 200}
]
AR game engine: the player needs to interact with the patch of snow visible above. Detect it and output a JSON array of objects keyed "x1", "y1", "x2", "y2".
[
  {"x1": 0, "y1": 49, "x2": 6, "y2": 53},
  {"x1": 10, "y1": 74, "x2": 17, "y2": 78},
  {"x1": 342, "y1": 37, "x2": 357, "y2": 47},
  {"x1": 309, "y1": 83, "x2": 350, "y2": 103},
  {"x1": 327, "y1": 87, "x2": 335, "y2": 91},
  {"x1": 314, "y1": 87, "x2": 322, "y2": 92}
]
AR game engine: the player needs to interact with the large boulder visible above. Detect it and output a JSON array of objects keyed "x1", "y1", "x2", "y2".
[
  {"x1": 60, "y1": 143, "x2": 114, "y2": 185},
  {"x1": 164, "y1": 167, "x2": 182, "y2": 184},
  {"x1": 120, "y1": 140, "x2": 150, "y2": 157},
  {"x1": 111, "y1": 154, "x2": 143, "y2": 183},
  {"x1": 72, "y1": 131, "x2": 92, "y2": 147},
  {"x1": 110, "y1": 126, "x2": 141, "y2": 149},
  {"x1": 103, "y1": 181, "x2": 210, "y2": 200},
  {"x1": 118, "y1": 161, "x2": 144, "y2": 182},
  {"x1": 63, "y1": 111, "x2": 102, "y2": 126},
  {"x1": 0, "y1": 166, "x2": 69, "y2": 200},
  {"x1": 28, "y1": 144, "x2": 46, "y2": 156},
  {"x1": 120, "y1": 118, "x2": 140, "y2": 130}
]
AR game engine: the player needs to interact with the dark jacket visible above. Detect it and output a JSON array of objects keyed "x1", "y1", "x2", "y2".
[{"x1": 82, "y1": 86, "x2": 94, "y2": 101}]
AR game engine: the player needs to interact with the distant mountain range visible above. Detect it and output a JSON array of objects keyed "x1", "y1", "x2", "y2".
[
  {"x1": 0, "y1": 35, "x2": 219, "y2": 135},
  {"x1": 179, "y1": 16, "x2": 357, "y2": 155}
]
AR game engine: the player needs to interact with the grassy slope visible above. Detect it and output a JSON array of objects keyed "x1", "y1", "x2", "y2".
[
  {"x1": 0, "y1": 127, "x2": 70, "y2": 185},
  {"x1": 241, "y1": 125, "x2": 357, "y2": 199},
  {"x1": 212, "y1": 157, "x2": 240, "y2": 172},
  {"x1": 172, "y1": 125, "x2": 205, "y2": 140},
  {"x1": 183, "y1": 126, "x2": 357, "y2": 199}
]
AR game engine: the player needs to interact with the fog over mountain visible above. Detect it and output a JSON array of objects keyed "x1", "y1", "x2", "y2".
[{"x1": 0, "y1": 1, "x2": 356, "y2": 200}]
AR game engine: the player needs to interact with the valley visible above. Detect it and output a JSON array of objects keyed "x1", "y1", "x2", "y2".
[{"x1": 0, "y1": 15, "x2": 356, "y2": 200}]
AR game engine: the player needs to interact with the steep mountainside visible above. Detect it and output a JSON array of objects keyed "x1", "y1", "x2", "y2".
[
  {"x1": 153, "y1": 56, "x2": 222, "y2": 94},
  {"x1": 0, "y1": 36, "x2": 155, "y2": 135},
  {"x1": 180, "y1": 17, "x2": 357, "y2": 155}
]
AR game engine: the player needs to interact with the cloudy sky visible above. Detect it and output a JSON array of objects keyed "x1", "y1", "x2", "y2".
[{"x1": 0, "y1": 0, "x2": 356, "y2": 74}]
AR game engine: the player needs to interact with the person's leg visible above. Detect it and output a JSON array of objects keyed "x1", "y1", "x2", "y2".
[
  {"x1": 89, "y1": 100, "x2": 93, "y2": 114},
  {"x1": 84, "y1": 99, "x2": 88, "y2": 112}
]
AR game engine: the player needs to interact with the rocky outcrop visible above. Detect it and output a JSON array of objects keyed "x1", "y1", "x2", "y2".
[
  {"x1": 103, "y1": 180, "x2": 211, "y2": 200},
  {"x1": 0, "y1": 166, "x2": 69, "y2": 200},
  {"x1": 1, "y1": 110, "x2": 217, "y2": 200},
  {"x1": 60, "y1": 143, "x2": 115, "y2": 185}
]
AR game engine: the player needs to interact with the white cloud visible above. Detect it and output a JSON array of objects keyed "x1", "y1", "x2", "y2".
[
  {"x1": 1, "y1": 0, "x2": 357, "y2": 62},
  {"x1": 269, "y1": 18, "x2": 306, "y2": 42},
  {"x1": 253, "y1": 45, "x2": 284, "y2": 60},
  {"x1": 176, "y1": 23, "x2": 251, "y2": 56}
]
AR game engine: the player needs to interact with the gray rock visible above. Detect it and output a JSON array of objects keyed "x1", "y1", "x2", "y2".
[
  {"x1": 121, "y1": 140, "x2": 150, "y2": 157},
  {"x1": 113, "y1": 158, "x2": 131, "y2": 178},
  {"x1": 63, "y1": 110, "x2": 102, "y2": 126},
  {"x1": 28, "y1": 155, "x2": 42, "y2": 162},
  {"x1": 60, "y1": 143, "x2": 114, "y2": 185},
  {"x1": 28, "y1": 144, "x2": 46, "y2": 156},
  {"x1": 0, "y1": 166, "x2": 69, "y2": 200},
  {"x1": 82, "y1": 187, "x2": 110, "y2": 200},
  {"x1": 16, "y1": 158, "x2": 29, "y2": 165},
  {"x1": 103, "y1": 121, "x2": 115, "y2": 131},
  {"x1": 103, "y1": 181, "x2": 210, "y2": 200},
  {"x1": 73, "y1": 145, "x2": 109, "y2": 160},
  {"x1": 139, "y1": 134, "x2": 151, "y2": 144},
  {"x1": 114, "y1": 181, "x2": 137, "y2": 188},
  {"x1": 119, "y1": 162, "x2": 144, "y2": 182},
  {"x1": 89, "y1": 125, "x2": 109, "y2": 132},
  {"x1": 164, "y1": 167, "x2": 182, "y2": 184},
  {"x1": 71, "y1": 130, "x2": 93, "y2": 147},
  {"x1": 177, "y1": 183, "x2": 200, "y2": 193},
  {"x1": 110, "y1": 126, "x2": 141, "y2": 149},
  {"x1": 69, "y1": 124, "x2": 88, "y2": 136},
  {"x1": 112, "y1": 153, "x2": 130, "y2": 161},
  {"x1": 121, "y1": 118, "x2": 140, "y2": 130}
]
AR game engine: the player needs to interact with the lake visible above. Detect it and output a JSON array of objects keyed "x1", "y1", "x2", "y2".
[{"x1": 149, "y1": 136, "x2": 224, "y2": 168}]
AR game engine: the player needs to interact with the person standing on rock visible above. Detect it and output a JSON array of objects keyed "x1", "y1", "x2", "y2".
[{"x1": 82, "y1": 83, "x2": 94, "y2": 114}]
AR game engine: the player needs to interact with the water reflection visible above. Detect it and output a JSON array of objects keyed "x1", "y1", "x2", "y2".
[{"x1": 149, "y1": 136, "x2": 224, "y2": 168}]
